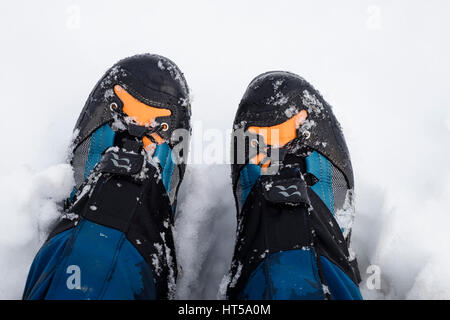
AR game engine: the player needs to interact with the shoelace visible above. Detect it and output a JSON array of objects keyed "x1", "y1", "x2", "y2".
[{"x1": 145, "y1": 123, "x2": 164, "y2": 143}]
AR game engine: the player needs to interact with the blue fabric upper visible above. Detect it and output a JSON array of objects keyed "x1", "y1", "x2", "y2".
[
  {"x1": 239, "y1": 164, "x2": 261, "y2": 207},
  {"x1": 153, "y1": 142, "x2": 175, "y2": 195},
  {"x1": 85, "y1": 124, "x2": 116, "y2": 180},
  {"x1": 68, "y1": 124, "x2": 116, "y2": 203},
  {"x1": 70, "y1": 126, "x2": 176, "y2": 206},
  {"x1": 305, "y1": 150, "x2": 335, "y2": 215},
  {"x1": 82, "y1": 125, "x2": 175, "y2": 193}
]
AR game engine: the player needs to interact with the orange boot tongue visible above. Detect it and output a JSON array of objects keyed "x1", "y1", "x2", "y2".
[
  {"x1": 247, "y1": 110, "x2": 307, "y2": 148},
  {"x1": 113, "y1": 84, "x2": 171, "y2": 151},
  {"x1": 246, "y1": 110, "x2": 308, "y2": 173}
]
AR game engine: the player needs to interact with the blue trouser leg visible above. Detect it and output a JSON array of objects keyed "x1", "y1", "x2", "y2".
[
  {"x1": 240, "y1": 249, "x2": 362, "y2": 300},
  {"x1": 23, "y1": 219, "x2": 156, "y2": 300}
]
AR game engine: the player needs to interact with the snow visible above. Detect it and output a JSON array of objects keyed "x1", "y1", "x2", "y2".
[
  {"x1": 160, "y1": 231, "x2": 177, "y2": 299},
  {"x1": 335, "y1": 189, "x2": 355, "y2": 239},
  {"x1": 322, "y1": 285, "x2": 331, "y2": 295},
  {"x1": 0, "y1": 0, "x2": 450, "y2": 300},
  {"x1": 284, "y1": 106, "x2": 297, "y2": 118},
  {"x1": 0, "y1": 164, "x2": 74, "y2": 298},
  {"x1": 302, "y1": 90, "x2": 325, "y2": 118},
  {"x1": 267, "y1": 91, "x2": 289, "y2": 106},
  {"x1": 175, "y1": 165, "x2": 235, "y2": 299},
  {"x1": 152, "y1": 243, "x2": 164, "y2": 277}
]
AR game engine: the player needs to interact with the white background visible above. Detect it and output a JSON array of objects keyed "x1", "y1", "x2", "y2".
[{"x1": 0, "y1": 0, "x2": 449, "y2": 299}]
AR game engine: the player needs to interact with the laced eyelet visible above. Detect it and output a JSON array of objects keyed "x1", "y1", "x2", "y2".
[
  {"x1": 161, "y1": 122, "x2": 169, "y2": 131},
  {"x1": 302, "y1": 130, "x2": 311, "y2": 139},
  {"x1": 251, "y1": 139, "x2": 259, "y2": 147},
  {"x1": 109, "y1": 102, "x2": 118, "y2": 112}
]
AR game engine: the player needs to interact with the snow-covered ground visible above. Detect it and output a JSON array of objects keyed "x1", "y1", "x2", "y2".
[{"x1": 0, "y1": 0, "x2": 449, "y2": 299}]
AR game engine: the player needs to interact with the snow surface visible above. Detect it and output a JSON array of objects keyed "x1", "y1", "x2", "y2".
[{"x1": 0, "y1": 0, "x2": 450, "y2": 299}]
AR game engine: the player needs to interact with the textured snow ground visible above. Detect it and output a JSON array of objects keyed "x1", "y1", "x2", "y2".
[{"x1": 0, "y1": 0, "x2": 449, "y2": 299}]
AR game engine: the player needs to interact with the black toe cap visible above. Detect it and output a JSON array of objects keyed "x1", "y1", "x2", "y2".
[{"x1": 115, "y1": 54, "x2": 189, "y2": 100}]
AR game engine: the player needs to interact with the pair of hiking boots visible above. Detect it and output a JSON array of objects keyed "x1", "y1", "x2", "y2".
[{"x1": 23, "y1": 54, "x2": 361, "y2": 300}]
